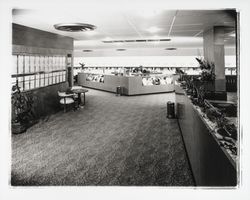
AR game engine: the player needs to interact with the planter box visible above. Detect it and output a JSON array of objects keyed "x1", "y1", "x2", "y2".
[
  {"x1": 12, "y1": 122, "x2": 26, "y2": 134},
  {"x1": 175, "y1": 84, "x2": 237, "y2": 186}
]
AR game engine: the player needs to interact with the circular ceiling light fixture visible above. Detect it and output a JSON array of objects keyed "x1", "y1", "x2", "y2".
[
  {"x1": 54, "y1": 23, "x2": 96, "y2": 32},
  {"x1": 116, "y1": 49, "x2": 126, "y2": 51}
]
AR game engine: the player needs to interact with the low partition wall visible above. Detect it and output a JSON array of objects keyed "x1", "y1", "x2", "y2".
[
  {"x1": 175, "y1": 85, "x2": 237, "y2": 186},
  {"x1": 127, "y1": 76, "x2": 174, "y2": 95},
  {"x1": 78, "y1": 73, "x2": 176, "y2": 95}
]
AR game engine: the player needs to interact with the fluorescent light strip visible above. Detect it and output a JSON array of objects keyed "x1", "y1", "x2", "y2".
[{"x1": 102, "y1": 39, "x2": 171, "y2": 43}]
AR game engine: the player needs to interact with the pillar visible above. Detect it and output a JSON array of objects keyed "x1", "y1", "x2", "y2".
[
  {"x1": 203, "y1": 26, "x2": 226, "y2": 93},
  {"x1": 67, "y1": 54, "x2": 73, "y2": 87}
]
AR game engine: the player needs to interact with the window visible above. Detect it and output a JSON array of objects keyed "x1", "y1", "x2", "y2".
[{"x1": 12, "y1": 54, "x2": 67, "y2": 91}]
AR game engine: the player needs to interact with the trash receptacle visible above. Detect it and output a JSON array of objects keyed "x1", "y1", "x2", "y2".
[
  {"x1": 167, "y1": 101, "x2": 175, "y2": 118},
  {"x1": 116, "y1": 86, "x2": 122, "y2": 96}
]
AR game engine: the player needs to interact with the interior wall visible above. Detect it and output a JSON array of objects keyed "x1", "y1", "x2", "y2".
[{"x1": 12, "y1": 23, "x2": 74, "y2": 118}]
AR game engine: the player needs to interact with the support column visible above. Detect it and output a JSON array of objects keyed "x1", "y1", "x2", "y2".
[
  {"x1": 67, "y1": 54, "x2": 73, "y2": 87},
  {"x1": 203, "y1": 26, "x2": 226, "y2": 96}
]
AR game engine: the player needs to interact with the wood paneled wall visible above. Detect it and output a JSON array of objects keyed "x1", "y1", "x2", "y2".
[{"x1": 12, "y1": 23, "x2": 73, "y2": 50}]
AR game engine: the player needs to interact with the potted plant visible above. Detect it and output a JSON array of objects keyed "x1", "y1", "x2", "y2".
[
  {"x1": 195, "y1": 57, "x2": 215, "y2": 91},
  {"x1": 11, "y1": 82, "x2": 35, "y2": 134}
]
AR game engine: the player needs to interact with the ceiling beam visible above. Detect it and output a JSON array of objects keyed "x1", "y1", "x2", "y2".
[
  {"x1": 193, "y1": 30, "x2": 203, "y2": 37},
  {"x1": 167, "y1": 10, "x2": 178, "y2": 37},
  {"x1": 123, "y1": 14, "x2": 143, "y2": 38}
]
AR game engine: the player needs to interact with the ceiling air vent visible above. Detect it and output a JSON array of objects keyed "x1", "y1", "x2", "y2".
[
  {"x1": 54, "y1": 23, "x2": 96, "y2": 32},
  {"x1": 102, "y1": 38, "x2": 171, "y2": 43},
  {"x1": 83, "y1": 50, "x2": 93, "y2": 52}
]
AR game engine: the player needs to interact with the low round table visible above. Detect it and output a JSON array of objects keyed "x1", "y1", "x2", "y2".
[{"x1": 71, "y1": 88, "x2": 88, "y2": 107}]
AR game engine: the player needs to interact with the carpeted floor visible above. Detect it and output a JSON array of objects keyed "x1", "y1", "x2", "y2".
[{"x1": 11, "y1": 89, "x2": 194, "y2": 186}]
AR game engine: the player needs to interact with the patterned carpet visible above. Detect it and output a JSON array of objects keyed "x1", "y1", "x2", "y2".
[{"x1": 11, "y1": 89, "x2": 194, "y2": 186}]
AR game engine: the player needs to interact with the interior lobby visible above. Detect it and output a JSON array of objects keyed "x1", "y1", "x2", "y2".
[{"x1": 1, "y1": 0, "x2": 250, "y2": 199}]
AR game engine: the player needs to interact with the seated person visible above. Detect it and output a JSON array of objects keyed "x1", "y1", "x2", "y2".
[
  {"x1": 142, "y1": 78, "x2": 148, "y2": 86},
  {"x1": 166, "y1": 77, "x2": 173, "y2": 84},
  {"x1": 147, "y1": 78, "x2": 154, "y2": 85}
]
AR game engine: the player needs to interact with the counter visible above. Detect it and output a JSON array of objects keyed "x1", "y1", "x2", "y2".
[
  {"x1": 78, "y1": 73, "x2": 177, "y2": 95},
  {"x1": 175, "y1": 84, "x2": 237, "y2": 186}
]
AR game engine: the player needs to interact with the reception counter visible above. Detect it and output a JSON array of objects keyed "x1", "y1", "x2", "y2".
[
  {"x1": 175, "y1": 84, "x2": 237, "y2": 186},
  {"x1": 78, "y1": 73, "x2": 177, "y2": 95}
]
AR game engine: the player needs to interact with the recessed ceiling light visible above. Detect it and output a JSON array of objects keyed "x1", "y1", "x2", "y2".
[
  {"x1": 165, "y1": 48, "x2": 177, "y2": 50},
  {"x1": 147, "y1": 26, "x2": 161, "y2": 33},
  {"x1": 116, "y1": 49, "x2": 126, "y2": 51},
  {"x1": 83, "y1": 50, "x2": 93, "y2": 52},
  {"x1": 54, "y1": 23, "x2": 96, "y2": 32}
]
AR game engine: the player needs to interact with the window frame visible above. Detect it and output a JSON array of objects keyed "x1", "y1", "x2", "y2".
[{"x1": 12, "y1": 53, "x2": 67, "y2": 91}]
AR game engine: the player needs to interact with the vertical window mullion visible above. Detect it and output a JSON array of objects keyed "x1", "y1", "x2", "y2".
[
  {"x1": 39, "y1": 56, "x2": 41, "y2": 88},
  {"x1": 16, "y1": 55, "x2": 19, "y2": 85},
  {"x1": 43, "y1": 56, "x2": 45, "y2": 86},
  {"x1": 34, "y1": 56, "x2": 36, "y2": 88},
  {"x1": 45, "y1": 56, "x2": 47, "y2": 86},
  {"x1": 29, "y1": 55, "x2": 31, "y2": 89},
  {"x1": 23, "y1": 55, "x2": 25, "y2": 90},
  {"x1": 65, "y1": 55, "x2": 67, "y2": 81},
  {"x1": 51, "y1": 56, "x2": 54, "y2": 85}
]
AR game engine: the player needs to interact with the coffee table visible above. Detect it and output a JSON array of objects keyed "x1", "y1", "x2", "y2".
[{"x1": 71, "y1": 88, "x2": 88, "y2": 107}]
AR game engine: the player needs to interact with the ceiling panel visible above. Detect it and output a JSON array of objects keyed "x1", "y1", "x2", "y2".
[{"x1": 125, "y1": 10, "x2": 176, "y2": 28}]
